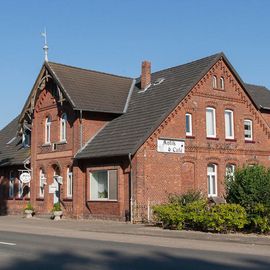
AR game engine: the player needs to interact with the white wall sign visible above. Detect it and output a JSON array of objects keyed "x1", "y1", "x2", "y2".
[
  {"x1": 157, "y1": 138, "x2": 185, "y2": 154},
  {"x1": 19, "y1": 172, "x2": 31, "y2": 184},
  {"x1": 49, "y1": 184, "x2": 57, "y2": 194}
]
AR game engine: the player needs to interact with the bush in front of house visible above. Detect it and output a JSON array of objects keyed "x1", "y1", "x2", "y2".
[
  {"x1": 168, "y1": 190, "x2": 204, "y2": 206},
  {"x1": 226, "y1": 165, "x2": 270, "y2": 208},
  {"x1": 153, "y1": 199, "x2": 247, "y2": 233},
  {"x1": 152, "y1": 204, "x2": 185, "y2": 230}
]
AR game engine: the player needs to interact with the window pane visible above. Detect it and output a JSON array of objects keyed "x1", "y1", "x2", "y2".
[
  {"x1": 109, "y1": 170, "x2": 118, "y2": 200},
  {"x1": 206, "y1": 109, "x2": 215, "y2": 136},
  {"x1": 91, "y1": 171, "x2": 108, "y2": 199},
  {"x1": 185, "y1": 114, "x2": 190, "y2": 133},
  {"x1": 90, "y1": 172, "x2": 99, "y2": 200},
  {"x1": 225, "y1": 111, "x2": 233, "y2": 138},
  {"x1": 244, "y1": 120, "x2": 252, "y2": 139}
]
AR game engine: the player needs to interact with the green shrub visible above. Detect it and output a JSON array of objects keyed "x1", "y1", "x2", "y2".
[
  {"x1": 203, "y1": 204, "x2": 247, "y2": 233},
  {"x1": 52, "y1": 202, "x2": 62, "y2": 212},
  {"x1": 226, "y1": 165, "x2": 270, "y2": 208},
  {"x1": 169, "y1": 190, "x2": 203, "y2": 206},
  {"x1": 24, "y1": 202, "x2": 34, "y2": 211},
  {"x1": 184, "y1": 200, "x2": 208, "y2": 230},
  {"x1": 152, "y1": 204, "x2": 185, "y2": 229},
  {"x1": 247, "y1": 203, "x2": 270, "y2": 233}
]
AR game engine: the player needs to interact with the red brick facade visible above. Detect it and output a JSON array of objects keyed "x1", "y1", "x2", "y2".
[{"x1": 1, "y1": 56, "x2": 270, "y2": 221}]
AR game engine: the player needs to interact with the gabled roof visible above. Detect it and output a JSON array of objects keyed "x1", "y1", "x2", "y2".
[
  {"x1": 245, "y1": 83, "x2": 270, "y2": 109},
  {"x1": 76, "y1": 53, "x2": 223, "y2": 159},
  {"x1": 0, "y1": 116, "x2": 30, "y2": 167},
  {"x1": 46, "y1": 62, "x2": 134, "y2": 114}
]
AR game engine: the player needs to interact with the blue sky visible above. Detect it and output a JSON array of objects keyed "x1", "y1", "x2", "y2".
[{"x1": 0, "y1": 0, "x2": 270, "y2": 128}]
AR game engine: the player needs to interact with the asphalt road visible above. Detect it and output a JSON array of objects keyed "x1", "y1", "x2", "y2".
[{"x1": 0, "y1": 231, "x2": 270, "y2": 270}]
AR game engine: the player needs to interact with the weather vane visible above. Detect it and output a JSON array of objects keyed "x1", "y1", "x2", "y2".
[{"x1": 41, "y1": 28, "x2": 49, "y2": 62}]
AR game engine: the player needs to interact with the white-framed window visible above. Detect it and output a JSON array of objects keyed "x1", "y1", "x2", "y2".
[
  {"x1": 206, "y1": 107, "x2": 216, "y2": 138},
  {"x1": 22, "y1": 130, "x2": 31, "y2": 147},
  {"x1": 9, "y1": 170, "x2": 15, "y2": 198},
  {"x1": 226, "y1": 164, "x2": 236, "y2": 181},
  {"x1": 60, "y1": 113, "x2": 67, "y2": 142},
  {"x1": 90, "y1": 170, "x2": 118, "y2": 201},
  {"x1": 45, "y1": 116, "x2": 51, "y2": 144},
  {"x1": 244, "y1": 119, "x2": 253, "y2": 141},
  {"x1": 207, "y1": 164, "x2": 217, "y2": 197},
  {"x1": 18, "y1": 180, "x2": 23, "y2": 199},
  {"x1": 67, "y1": 168, "x2": 73, "y2": 198},
  {"x1": 225, "y1": 110, "x2": 234, "y2": 139},
  {"x1": 185, "y1": 113, "x2": 192, "y2": 136},
  {"x1": 220, "y1": 77, "x2": 225, "y2": 90},
  {"x1": 212, "y1": 76, "x2": 217, "y2": 88},
  {"x1": 39, "y1": 169, "x2": 45, "y2": 198}
]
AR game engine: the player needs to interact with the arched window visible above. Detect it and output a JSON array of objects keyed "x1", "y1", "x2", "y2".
[
  {"x1": 220, "y1": 77, "x2": 225, "y2": 90},
  {"x1": 212, "y1": 76, "x2": 217, "y2": 88},
  {"x1": 207, "y1": 164, "x2": 217, "y2": 197},
  {"x1": 45, "y1": 116, "x2": 51, "y2": 144},
  {"x1": 60, "y1": 113, "x2": 67, "y2": 142}
]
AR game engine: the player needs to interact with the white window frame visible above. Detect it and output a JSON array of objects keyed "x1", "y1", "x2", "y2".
[
  {"x1": 67, "y1": 168, "x2": 73, "y2": 198},
  {"x1": 18, "y1": 179, "x2": 23, "y2": 199},
  {"x1": 9, "y1": 170, "x2": 15, "y2": 198},
  {"x1": 206, "y1": 107, "x2": 216, "y2": 138},
  {"x1": 45, "y1": 116, "x2": 51, "y2": 144},
  {"x1": 212, "y1": 76, "x2": 217, "y2": 88},
  {"x1": 39, "y1": 169, "x2": 45, "y2": 198},
  {"x1": 244, "y1": 119, "x2": 253, "y2": 141},
  {"x1": 220, "y1": 77, "x2": 225, "y2": 90},
  {"x1": 226, "y1": 164, "x2": 236, "y2": 181},
  {"x1": 90, "y1": 170, "x2": 118, "y2": 201},
  {"x1": 207, "y1": 164, "x2": 217, "y2": 197},
  {"x1": 224, "y1": 110, "x2": 234, "y2": 139},
  {"x1": 60, "y1": 113, "x2": 67, "y2": 142},
  {"x1": 185, "y1": 113, "x2": 192, "y2": 136}
]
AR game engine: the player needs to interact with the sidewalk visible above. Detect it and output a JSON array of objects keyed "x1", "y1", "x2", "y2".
[{"x1": 0, "y1": 215, "x2": 270, "y2": 246}]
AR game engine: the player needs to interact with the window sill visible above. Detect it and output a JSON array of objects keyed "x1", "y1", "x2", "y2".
[
  {"x1": 88, "y1": 200, "x2": 118, "y2": 203},
  {"x1": 225, "y1": 138, "x2": 237, "y2": 142},
  {"x1": 15, "y1": 198, "x2": 23, "y2": 201},
  {"x1": 206, "y1": 137, "x2": 219, "y2": 141},
  {"x1": 7, "y1": 197, "x2": 14, "y2": 200},
  {"x1": 57, "y1": 140, "x2": 67, "y2": 145},
  {"x1": 36, "y1": 197, "x2": 44, "y2": 201},
  {"x1": 245, "y1": 140, "x2": 255, "y2": 144},
  {"x1": 213, "y1": 87, "x2": 225, "y2": 91},
  {"x1": 25, "y1": 198, "x2": 30, "y2": 201},
  {"x1": 63, "y1": 198, "x2": 73, "y2": 202},
  {"x1": 42, "y1": 143, "x2": 51, "y2": 147},
  {"x1": 186, "y1": 135, "x2": 195, "y2": 139}
]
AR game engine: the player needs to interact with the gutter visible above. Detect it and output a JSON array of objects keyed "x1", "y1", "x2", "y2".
[
  {"x1": 79, "y1": 110, "x2": 83, "y2": 149},
  {"x1": 128, "y1": 152, "x2": 133, "y2": 223},
  {"x1": 260, "y1": 105, "x2": 270, "y2": 111}
]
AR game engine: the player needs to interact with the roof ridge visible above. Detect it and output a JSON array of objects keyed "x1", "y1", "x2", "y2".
[
  {"x1": 48, "y1": 61, "x2": 133, "y2": 80},
  {"x1": 144, "y1": 52, "x2": 223, "y2": 78},
  {"x1": 245, "y1": 82, "x2": 269, "y2": 89}
]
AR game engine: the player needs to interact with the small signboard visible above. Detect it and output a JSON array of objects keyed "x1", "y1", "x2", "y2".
[
  {"x1": 49, "y1": 184, "x2": 57, "y2": 194},
  {"x1": 157, "y1": 138, "x2": 185, "y2": 154},
  {"x1": 19, "y1": 172, "x2": 31, "y2": 184}
]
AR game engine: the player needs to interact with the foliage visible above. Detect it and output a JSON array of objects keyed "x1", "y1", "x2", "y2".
[
  {"x1": 152, "y1": 204, "x2": 185, "y2": 230},
  {"x1": 247, "y1": 203, "x2": 270, "y2": 233},
  {"x1": 203, "y1": 204, "x2": 247, "y2": 233},
  {"x1": 52, "y1": 202, "x2": 62, "y2": 212},
  {"x1": 169, "y1": 190, "x2": 203, "y2": 206},
  {"x1": 226, "y1": 165, "x2": 270, "y2": 208},
  {"x1": 24, "y1": 202, "x2": 34, "y2": 211}
]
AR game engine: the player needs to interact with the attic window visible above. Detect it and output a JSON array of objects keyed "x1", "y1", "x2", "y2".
[
  {"x1": 6, "y1": 137, "x2": 16, "y2": 145},
  {"x1": 153, "y1": 77, "x2": 165, "y2": 86}
]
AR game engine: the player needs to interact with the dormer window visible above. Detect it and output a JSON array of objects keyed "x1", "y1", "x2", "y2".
[
  {"x1": 45, "y1": 116, "x2": 51, "y2": 144},
  {"x1": 60, "y1": 113, "x2": 67, "y2": 142},
  {"x1": 22, "y1": 130, "x2": 31, "y2": 147},
  {"x1": 220, "y1": 77, "x2": 225, "y2": 90},
  {"x1": 212, "y1": 76, "x2": 217, "y2": 88}
]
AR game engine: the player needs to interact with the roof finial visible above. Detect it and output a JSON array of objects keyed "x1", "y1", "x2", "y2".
[{"x1": 41, "y1": 28, "x2": 48, "y2": 62}]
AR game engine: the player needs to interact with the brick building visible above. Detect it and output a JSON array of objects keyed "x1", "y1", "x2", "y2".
[{"x1": 1, "y1": 52, "x2": 270, "y2": 221}]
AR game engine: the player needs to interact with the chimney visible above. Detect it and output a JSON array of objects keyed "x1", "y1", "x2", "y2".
[{"x1": 141, "y1": 61, "x2": 151, "y2": 89}]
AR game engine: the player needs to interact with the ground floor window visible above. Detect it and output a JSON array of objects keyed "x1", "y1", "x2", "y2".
[
  {"x1": 9, "y1": 171, "x2": 15, "y2": 198},
  {"x1": 90, "y1": 170, "x2": 118, "y2": 200},
  {"x1": 67, "y1": 168, "x2": 73, "y2": 198},
  {"x1": 226, "y1": 164, "x2": 236, "y2": 181},
  {"x1": 207, "y1": 164, "x2": 217, "y2": 197},
  {"x1": 39, "y1": 169, "x2": 45, "y2": 198},
  {"x1": 18, "y1": 180, "x2": 23, "y2": 198}
]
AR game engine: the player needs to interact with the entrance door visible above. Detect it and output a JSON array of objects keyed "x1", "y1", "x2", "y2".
[{"x1": 53, "y1": 172, "x2": 60, "y2": 204}]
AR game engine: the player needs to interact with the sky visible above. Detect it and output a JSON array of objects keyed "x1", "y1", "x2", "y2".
[{"x1": 0, "y1": 0, "x2": 270, "y2": 129}]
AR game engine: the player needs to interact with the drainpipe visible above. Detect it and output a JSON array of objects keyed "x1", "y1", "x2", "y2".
[
  {"x1": 128, "y1": 153, "x2": 133, "y2": 223},
  {"x1": 79, "y1": 110, "x2": 83, "y2": 149}
]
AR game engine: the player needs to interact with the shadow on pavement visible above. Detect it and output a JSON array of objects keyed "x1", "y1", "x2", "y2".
[{"x1": 2, "y1": 249, "x2": 270, "y2": 270}]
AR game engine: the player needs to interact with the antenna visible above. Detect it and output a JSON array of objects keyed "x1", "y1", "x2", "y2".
[{"x1": 41, "y1": 28, "x2": 49, "y2": 62}]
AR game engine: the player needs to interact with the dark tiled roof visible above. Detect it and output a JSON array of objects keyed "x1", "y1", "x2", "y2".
[
  {"x1": 0, "y1": 116, "x2": 30, "y2": 167},
  {"x1": 245, "y1": 83, "x2": 270, "y2": 109},
  {"x1": 47, "y1": 62, "x2": 134, "y2": 114},
  {"x1": 76, "y1": 53, "x2": 222, "y2": 159}
]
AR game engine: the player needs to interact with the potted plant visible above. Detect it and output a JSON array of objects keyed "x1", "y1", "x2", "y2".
[
  {"x1": 52, "y1": 202, "x2": 62, "y2": 220},
  {"x1": 24, "y1": 202, "x2": 34, "y2": 218}
]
